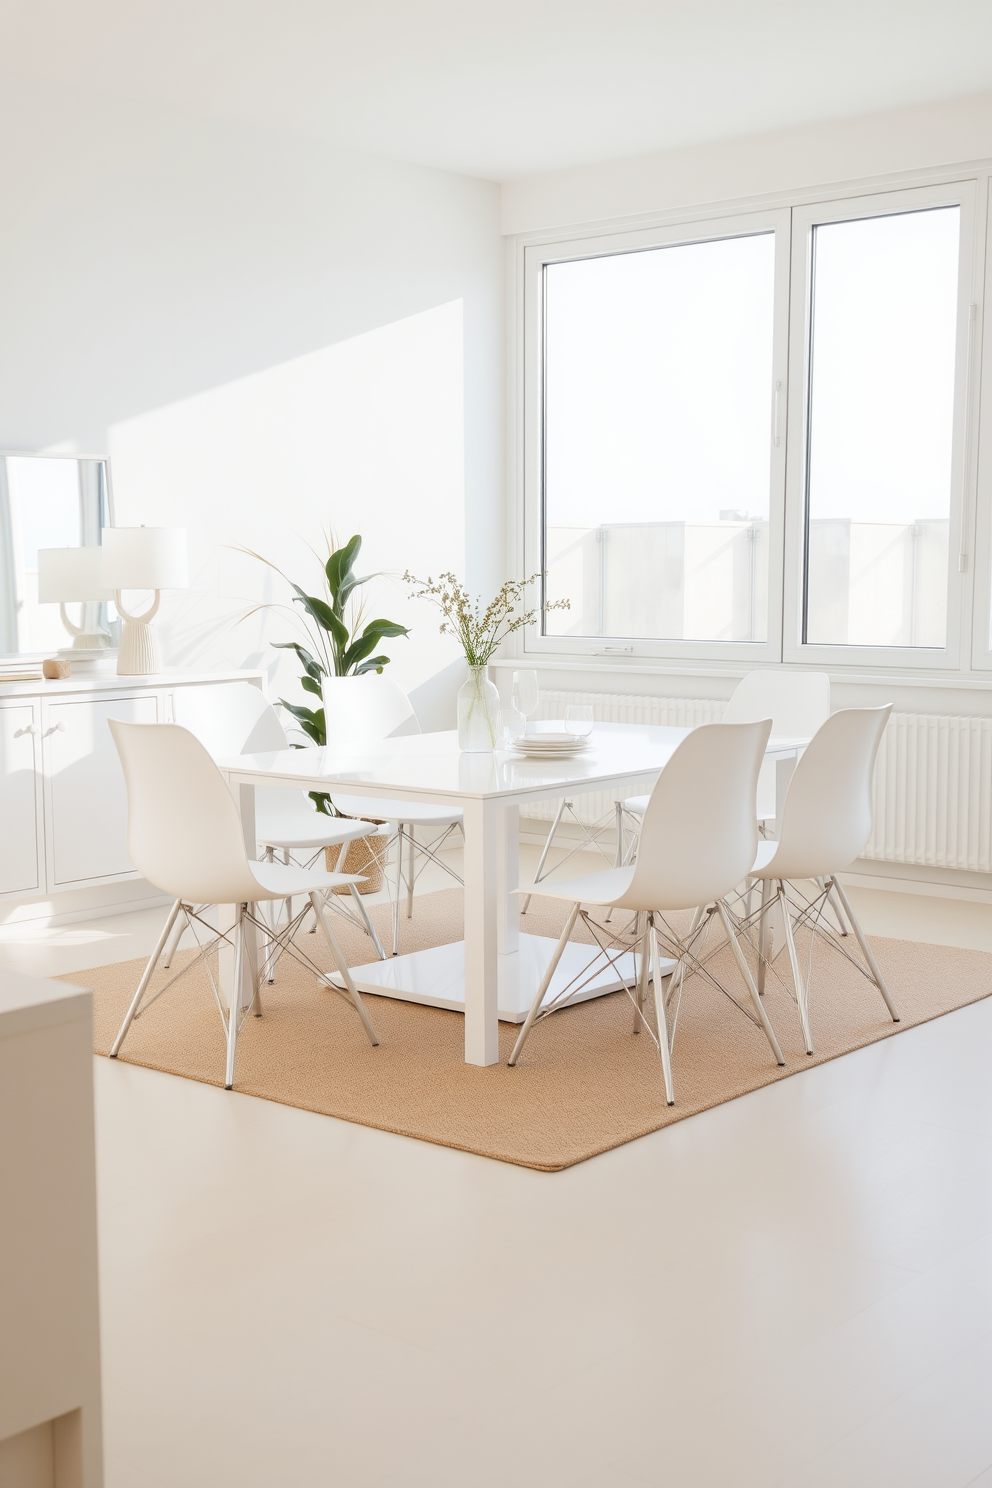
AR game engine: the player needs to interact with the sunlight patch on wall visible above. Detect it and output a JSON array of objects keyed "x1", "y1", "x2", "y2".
[{"x1": 108, "y1": 302, "x2": 466, "y2": 712}]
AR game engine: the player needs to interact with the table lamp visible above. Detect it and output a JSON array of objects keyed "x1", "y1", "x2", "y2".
[
  {"x1": 37, "y1": 547, "x2": 116, "y2": 660},
  {"x1": 101, "y1": 526, "x2": 189, "y2": 676}
]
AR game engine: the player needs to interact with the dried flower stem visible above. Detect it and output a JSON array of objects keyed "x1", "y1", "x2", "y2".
[{"x1": 403, "y1": 571, "x2": 568, "y2": 666}]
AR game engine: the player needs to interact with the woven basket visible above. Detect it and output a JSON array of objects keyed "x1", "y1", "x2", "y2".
[{"x1": 327, "y1": 826, "x2": 387, "y2": 895}]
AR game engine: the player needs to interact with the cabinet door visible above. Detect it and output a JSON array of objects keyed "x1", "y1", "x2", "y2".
[
  {"x1": 0, "y1": 703, "x2": 43, "y2": 896},
  {"x1": 44, "y1": 693, "x2": 159, "y2": 886}
]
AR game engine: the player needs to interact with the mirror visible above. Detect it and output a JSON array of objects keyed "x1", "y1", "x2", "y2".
[{"x1": 0, "y1": 452, "x2": 115, "y2": 660}]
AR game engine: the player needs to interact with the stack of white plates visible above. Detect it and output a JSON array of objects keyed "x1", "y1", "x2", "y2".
[{"x1": 511, "y1": 731, "x2": 591, "y2": 758}]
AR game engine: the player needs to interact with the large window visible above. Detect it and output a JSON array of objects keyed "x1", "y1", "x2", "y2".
[
  {"x1": 802, "y1": 207, "x2": 960, "y2": 650},
  {"x1": 543, "y1": 231, "x2": 776, "y2": 644},
  {"x1": 521, "y1": 181, "x2": 978, "y2": 673}
]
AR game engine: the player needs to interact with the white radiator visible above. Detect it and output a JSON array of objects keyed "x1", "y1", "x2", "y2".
[
  {"x1": 863, "y1": 711, "x2": 992, "y2": 873},
  {"x1": 527, "y1": 690, "x2": 992, "y2": 875}
]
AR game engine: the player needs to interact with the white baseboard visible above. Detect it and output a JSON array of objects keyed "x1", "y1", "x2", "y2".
[{"x1": 0, "y1": 882, "x2": 171, "y2": 933}]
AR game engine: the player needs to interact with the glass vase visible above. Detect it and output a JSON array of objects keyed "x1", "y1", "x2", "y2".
[{"x1": 457, "y1": 664, "x2": 499, "y2": 752}]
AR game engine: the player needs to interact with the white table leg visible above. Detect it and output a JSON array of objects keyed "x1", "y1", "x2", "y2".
[
  {"x1": 462, "y1": 796, "x2": 499, "y2": 1066},
  {"x1": 497, "y1": 804, "x2": 520, "y2": 956},
  {"x1": 219, "y1": 781, "x2": 258, "y2": 1016}
]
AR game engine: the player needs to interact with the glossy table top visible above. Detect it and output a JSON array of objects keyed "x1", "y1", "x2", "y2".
[{"x1": 222, "y1": 722, "x2": 809, "y2": 804}]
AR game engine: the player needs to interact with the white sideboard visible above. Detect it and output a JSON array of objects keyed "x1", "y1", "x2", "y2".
[
  {"x1": 0, "y1": 972, "x2": 104, "y2": 1488},
  {"x1": 0, "y1": 670, "x2": 263, "y2": 916}
]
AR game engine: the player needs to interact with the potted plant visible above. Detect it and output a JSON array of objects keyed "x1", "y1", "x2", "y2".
[{"x1": 244, "y1": 533, "x2": 409, "y2": 888}]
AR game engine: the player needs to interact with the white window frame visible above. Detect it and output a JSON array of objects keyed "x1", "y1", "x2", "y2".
[
  {"x1": 783, "y1": 180, "x2": 980, "y2": 673},
  {"x1": 968, "y1": 178, "x2": 992, "y2": 671},
  {"x1": 518, "y1": 207, "x2": 792, "y2": 666},
  {"x1": 513, "y1": 174, "x2": 988, "y2": 682}
]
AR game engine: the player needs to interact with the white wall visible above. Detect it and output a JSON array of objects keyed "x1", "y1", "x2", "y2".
[
  {"x1": 0, "y1": 75, "x2": 503, "y2": 718},
  {"x1": 502, "y1": 91, "x2": 992, "y2": 233}
]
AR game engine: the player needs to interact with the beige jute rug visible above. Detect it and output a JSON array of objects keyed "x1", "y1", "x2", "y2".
[{"x1": 76, "y1": 889, "x2": 991, "y2": 1170}]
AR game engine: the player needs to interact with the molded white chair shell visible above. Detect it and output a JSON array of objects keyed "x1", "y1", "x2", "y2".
[
  {"x1": 321, "y1": 673, "x2": 464, "y2": 953},
  {"x1": 108, "y1": 720, "x2": 379, "y2": 1088},
  {"x1": 621, "y1": 670, "x2": 830, "y2": 827},
  {"x1": 170, "y1": 681, "x2": 384, "y2": 960},
  {"x1": 172, "y1": 682, "x2": 377, "y2": 856},
  {"x1": 322, "y1": 673, "x2": 420, "y2": 747},
  {"x1": 722, "y1": 669, "x2": 831, "y2": 733},
  {"x1": 748, "y1": 705, "x2": 898, "y2": 1054},
  {"x1": 508, "y1": 721, "x2": 785, "y2": 1103},
  {"x1": 750, "y1": 706, "x2": 889, "y2": 883}
]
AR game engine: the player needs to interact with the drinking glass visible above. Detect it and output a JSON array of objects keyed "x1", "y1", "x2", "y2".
[
  {"x1": 496, "y1": 707, "x2": 525, "y2": 749},
  {"x1": 564, "y1": 704, "x2": 594, "y2": 739},
  {"x1": 511, "y1": 669, "x2": 540, "y2": 725}
]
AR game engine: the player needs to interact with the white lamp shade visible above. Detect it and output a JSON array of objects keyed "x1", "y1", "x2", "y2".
[
  {"x1": 37, "y1": 547, "x2": 114, "y2": 603},
  {"x1": 101, "y1": 526, "x2": 189, "y2": 590}
]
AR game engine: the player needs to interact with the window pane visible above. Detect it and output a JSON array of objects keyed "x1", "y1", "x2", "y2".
[
  {"x1": 804, "y1": 207, "x2": 959, "y2": 648},
  {"x1": 543, "y1": 233, "x2": 775, "y2": 642}
]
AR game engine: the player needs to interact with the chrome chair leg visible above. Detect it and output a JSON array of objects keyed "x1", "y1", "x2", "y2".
[
  {"x1": 613, "y1": 800, "x2": 626, "y2": 867},
  {"x1": 392, "y1": 826, "x2": 405, "y2": 955},
  {"x1": 717, "y1": 900, "x2": 784, "y2": 1065},
  {"x1": 605, "y1": 802, "x2": 628, "y2": 925},
  {"x1": 632, "y1": 911, "x2": 648, "y2": 1033},
  {"x1": 406, "y1": 828, "x2": 416, "y2": 921},
  {"x1": 310, "y1": 891, "x2": 379, "y2": 1047},
  {"x1": 757, "y1": 877, "x2": 774, "y2": 995},
  {"x1": 111, "y1": 899, "x2": 183, "y2": 1058},
  {"x1": 521, "y1": 798, "x2": 569, "y2": 914},
  {"x1": 778, "y1": 883, "x2": 813, "y2": 1055},
  {"x1": 829, "y1": 877, "x2": 900, "y2": 1023},
  {"x1": 824, "y1": 877, "x2": 850, "y2": 936},
  {"x1": 350, "y1": 883, "x2": 386, "y2": 959},
  {"x1": 509, "y1": 903, "x2": 580, "y2": 1066},
  {"x1": 650, "y1": 918, "x2": 675, "y2": 1106},
  {"x1": 225, "y1": 904, "x2": 246, "y2": 1089},
  {"x1": 161, "y1": 907, "x2": 185, "y2": 969}
]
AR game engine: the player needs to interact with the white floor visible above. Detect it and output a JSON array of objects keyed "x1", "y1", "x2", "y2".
[{"x1": 2, "y1": 854, "x2": 992, "y2": 1487}]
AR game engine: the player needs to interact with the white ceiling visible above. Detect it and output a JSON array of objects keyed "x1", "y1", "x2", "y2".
[{"x1": 4, "y1": 0, "x2": 992, "y2": 181}]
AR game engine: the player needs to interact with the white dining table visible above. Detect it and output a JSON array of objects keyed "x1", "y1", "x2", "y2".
[{"x1": 221, "y1": 722, "x2": 807, "y2": 1067}]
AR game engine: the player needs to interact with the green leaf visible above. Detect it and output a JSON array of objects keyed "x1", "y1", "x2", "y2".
[
  {"x1": 271, "y1": 640, "x2": 325, "y2": 681},
  {"x1": 354, "y1": 655, "x2": 391, "y2": 674},
  {"x1": 324, "y1": 535, "x2": 362, "y2": 608},
  {"x1": 301, "y1": 675, "x2": 322, "y2": 698},
  {"x1": 341, "y1": 619, "x2": 409, "y2": 673},
  {"x1": 278, "y1": 699, "x2": 325, "y2": 746},
  {"x1": 308, "y1": 790, "x2": 334, "y2": 816},
  {"x1": 362, "y1": 619, "x2": 410, "y2": 640},
  {"x1": 291, "y1": 586, "x2": 339, "y2": 635}
]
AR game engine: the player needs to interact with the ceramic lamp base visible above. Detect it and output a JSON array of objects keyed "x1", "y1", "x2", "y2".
[{"x1": 116, "y1": 619, "x2": 161, "y2": 675}]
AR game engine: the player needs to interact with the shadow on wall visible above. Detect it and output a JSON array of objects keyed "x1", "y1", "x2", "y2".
[
  {"x1": 408, "y1": 657, "x2": 468, "y2": 733},
  {"x1": 107, "y1": 301, "x2": 467, "y2": 710}
]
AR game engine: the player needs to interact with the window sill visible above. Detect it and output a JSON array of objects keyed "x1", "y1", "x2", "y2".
[{"x1": 491, "y1": 655, "x2": 992, "y2": 692}]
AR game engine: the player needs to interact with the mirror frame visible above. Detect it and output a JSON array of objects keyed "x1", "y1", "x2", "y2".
[{"x1": 0, "y1": 450, "x2": 117, "y2": 663}]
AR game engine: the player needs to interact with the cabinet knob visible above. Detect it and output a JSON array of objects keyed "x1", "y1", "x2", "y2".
[
  {"x1": 14, "y1": 723, "x2": 37, "y2": 736},
  {"x1": 44, "y1": 721, "x2": 67, "y2": 736}
]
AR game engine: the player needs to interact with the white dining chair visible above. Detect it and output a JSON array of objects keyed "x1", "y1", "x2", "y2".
[
  {"x1": 615, "y1": 670, "x2": 831, "y2": 863},
  {"x1": 508, "y1": 720, "x2": 785, "y2": 1104},
  {"x1": 108, "y1": 721, "x2": 380, "y2": 1090},
  {"x1": 321, "y1": 673, "x2": 464, "y2": 955},
  {"x1": 170, "y1": 682, "x2": 387, "y2": 964},
  {"x1": 747, "y1": 705, "x2": 898, "y2": 1056}
]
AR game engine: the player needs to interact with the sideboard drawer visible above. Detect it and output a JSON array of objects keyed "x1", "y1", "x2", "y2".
[
  {"x1": 0, "y1": 702, "x2": 43, "y2": 896},
  {"x1": 44, "y1": 693, "x2": 159, "y2": 886}
]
